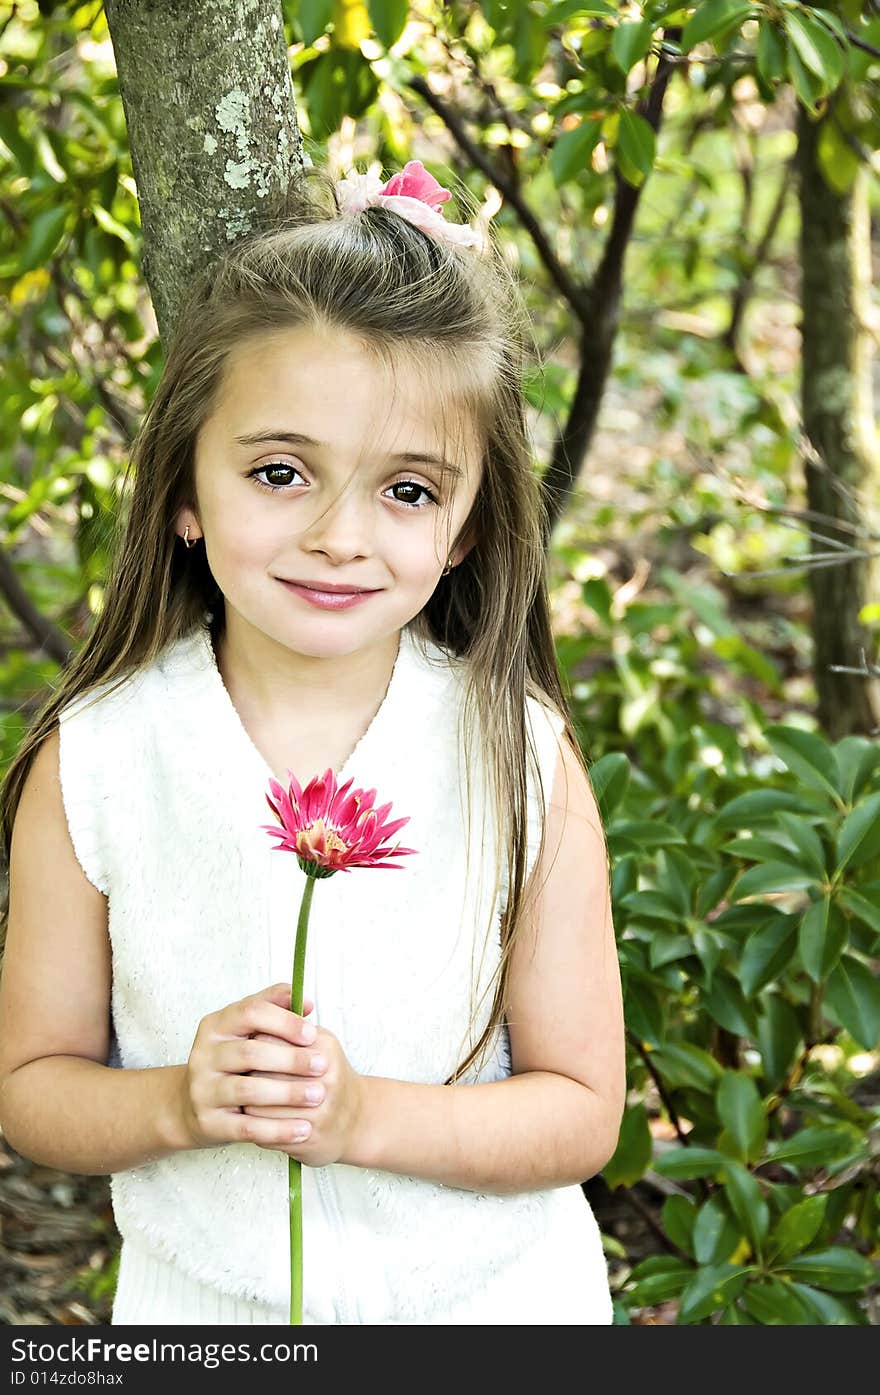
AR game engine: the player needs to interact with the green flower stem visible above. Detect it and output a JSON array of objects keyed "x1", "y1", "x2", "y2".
[{"x1": 289, "y1": 872, "x2": 316, "y2": 1326}]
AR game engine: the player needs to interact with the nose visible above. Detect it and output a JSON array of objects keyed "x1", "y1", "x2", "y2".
[{"x1": 300, "y1": 481, "x2": 374, "y2": 565}]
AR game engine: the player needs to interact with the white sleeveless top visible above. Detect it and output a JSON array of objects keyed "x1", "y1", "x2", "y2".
[{"x1": 57, "y1": 617, "x2": 612, "y2": 1325}]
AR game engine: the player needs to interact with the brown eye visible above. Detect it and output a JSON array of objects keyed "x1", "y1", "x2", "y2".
[
  {"x1": 248, "y1": 463, "x2": 302, "y2": 491},
  {"x1": 386, "y1": 480, "x2": 440, "y2": 510}
]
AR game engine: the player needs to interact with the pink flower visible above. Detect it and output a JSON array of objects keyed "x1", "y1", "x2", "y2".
[
  {"x1": 335, "y1": 160, "x2": 481, "y2": 249},
  {"x1": 261, "y1": 768, "x2": 418, "y2": 876},
  {"x1": 381, "y1": 160, "x2": 452, "y2": 209}
]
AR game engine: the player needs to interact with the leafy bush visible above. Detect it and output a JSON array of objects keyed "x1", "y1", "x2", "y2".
[{"x1": 567, "y1": 582, "x2": 880, "y2": 1324}]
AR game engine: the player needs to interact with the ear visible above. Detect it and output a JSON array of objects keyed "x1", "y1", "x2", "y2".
[
  {"x1": 449, "y1": 515, "x2": 479, "y2": 567},
  {"x1": 175, "y1": 505, "x2": 200, "y2": 542}
]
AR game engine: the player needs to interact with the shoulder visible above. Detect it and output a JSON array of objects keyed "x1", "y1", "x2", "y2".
[
  {"x1": 57, "y1": 630, "x2": 202, "y2": 732},
  {"x1": 524, "y1": 696, "x2": 604, "y2": 842}
]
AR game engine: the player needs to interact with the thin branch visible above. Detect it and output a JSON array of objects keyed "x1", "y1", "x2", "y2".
[
  {"x1": 0, "y1": 549, "x2": 74, "y2": 666},
  {"x1": 628, "y1": 1033, "x2": 690, "y2": 1147},
  {"x1": 623, "y1": 1185, "x2": 693, "y2": 1262},
  {"x1": 846, "y1": 29, "x2": 880, "y2": 60},
  {"x1": 408, "y1": 74, "x2": 589, "y2": 318}
]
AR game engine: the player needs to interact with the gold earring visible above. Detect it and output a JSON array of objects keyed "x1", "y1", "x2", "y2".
[
  {"x1": 441, "y1": 556, "x2": 453, "y2": 577},
  {"x1": 183, "y1": 525, "x2": 198, "y2": 550}
]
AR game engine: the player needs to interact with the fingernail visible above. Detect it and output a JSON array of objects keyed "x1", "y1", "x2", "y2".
[
  {"x1": 301, "y1": 1024, "x2": 317, "y2": 1044},
  {"x1": 310, "y1": 1053, "x2": 327, "y2": 1074},
  {"x1": 305, "y1": 1085, "x2": 323, "y2": 1103}
]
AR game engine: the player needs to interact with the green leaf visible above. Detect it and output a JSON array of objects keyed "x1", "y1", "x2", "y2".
[
  {"x1": 782, "y1": 1247, "x2": 877, "y2": 1293},
  {"x1": 838, "y1": 886, "x2": 880, "y2": 937},
  {"x1": 787, "y1": 37, "x2": 826, "y2": 112},
  {"x1": 824, "y1": 955, "x2": 880, "y2": 1050},
  {"x1": 756, "y1": 19, "x2": 786, "y2": 83},
  {"x1": 662, "y1": 1195, "x2": 697, "y2": 1258},
  {"x1": 624, "y1": 978, "x2": 666, "y2": 1046},
  {"x1": 832, "y1": 736, "x2": 880, "y2": 804},
  {"x1": 550, "y1": 119, "x2": 602, "y2": 188},
  {"x1": 604, "y1": 1101, "x2": 652, "y2": 1189},
  {"x1": 834, "y1": 792, "x2": 880, "y2": 877},
  {"x1": 714, "y1": 789, "x2": 826, "y2": 828},
  {"x1": 677, "y1": 1262, "x2": 752, "y2": 1323},
  {"x1": 799, "y1": 898, "x2": 848, "y2": 983},
  {"x1": 787, "y1": 1282, "x2": 866, "y2": 1324},
  {"x1": 654, "y1": 1146, "x2": 728, "y2": 1180},
  {"x1": 763, "y1": 726, "x2": 840, "y2": 799},
  {"x1": 649, "y1": 932, "x2": 694, "y2": 968},
  {"x1": 611, "y1": 19, "x2": 655, "y2": 72},
  {"x1": 588, "y1": 752, "x2": 630, "y2": 819},
  {"x1": 693, "y1": 1194, "x2": 741, "y2": 1265},
  {"x1": 625, "y1": 1256, "x2": 694, "y2": 1305},
  {"x1": 367, "y1": 0, "x2": 408, "y2": 49},
  {"x1": 732, "y1": 861, "x2": 819, "y2": 900},
  {"x1": 783, "y1": 9, "x2": 844, "y2": 91},
  {"x1": 766, "y1": 1195, "x2": 828, "y2": 1264},
  {"x1": 716, "y1": 1072, "x2": 767, "y2": 1164},
  {"x1": 91, "y1": 205, "x2": 136, "y2": 253},
  {"x1": 19, "y1": 206, "x2": 70, "y2": 274},
  {"x1": 740, "y1": 918, "x2": 799, "y2": 996},
  {"x1": 620, "y1": 890, "x2": 685, "y2": 923},
  {"x1": 741, "y1": 1277, "x2": 816, "y2": 1324},
  {"x1": 651, "y1": 1042, "x2": 723, "y2": 1093},
  {"x1": 657, "y1": 847, "x2": 694, "y2": 918},
  {"x1": 612, "y1": 820, "x2": 688, "y2": 849},
  {"x1": 681, "y1": 0, "x2": 753, "y2": 50},
  {"x1": 722, "y1": 1161, "x2": 769, "y2": 1252},
  {"x1": 545, "y1": 0, "x2": 617, "y2": 21},
  {"x1": 703, "y1": 974, "x2": 757, "y2": 1038},
  {"x1": 617, "y1": 110, "x2": 656, "y2": 187},
  {"x1": 297, "y1": 0, "x2": 334, "y2": 44},
  {"x1": 756, "y1": 993, "x2": 802, "y2": 1090},
  {"x1": 723, "y1": 836, "x2": 797, "y2": 864},
  {"x1": 773, "y1": 811, "x2": 828, "y2": 879},
  {"x1": 767, "y1": 1122, "x2": 865, "y2": 1172}
]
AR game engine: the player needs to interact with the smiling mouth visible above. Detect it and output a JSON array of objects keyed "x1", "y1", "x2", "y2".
[{"x1": 278, "y1": 579, "x2": 381, "y2": 594}]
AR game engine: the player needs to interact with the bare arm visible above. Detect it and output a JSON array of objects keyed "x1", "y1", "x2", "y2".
[
  {"x1": 0, "y1": 1057, "x2": 191, "y2": 1175},
  {"x1": 0, "y1": 728, "x2": 324, "y2": 1176}
]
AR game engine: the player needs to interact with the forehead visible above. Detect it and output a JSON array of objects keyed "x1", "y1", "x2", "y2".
[{"x1": 207, "y1": 324, "x2": 483, "y2": 466}]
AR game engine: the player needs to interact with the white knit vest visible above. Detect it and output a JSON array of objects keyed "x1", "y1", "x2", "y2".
[{"x1": 57, "y1": 618, "x2": 612, "y2": 1324}]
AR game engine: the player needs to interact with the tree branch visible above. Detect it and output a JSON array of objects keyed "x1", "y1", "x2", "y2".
[
  {"x1": 407, "y1": 74, "x2": 589, "y2": 317},
  {"x1": 0, "y1": 549, "x2": 73, "y2": 666}
]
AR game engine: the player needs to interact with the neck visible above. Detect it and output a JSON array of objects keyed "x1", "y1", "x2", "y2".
[{"x1": 212, "y1": 611, "x2": 403, "y2": 726}]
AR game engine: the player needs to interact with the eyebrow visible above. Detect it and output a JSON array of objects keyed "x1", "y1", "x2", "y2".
[{"x1": 233, "y1": 430, "x2": 463, "y2": 478}]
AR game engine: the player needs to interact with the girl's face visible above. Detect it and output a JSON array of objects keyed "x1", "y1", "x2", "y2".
[{"x1": 180, "y1": 325, "x2": 483, "y2": 660}]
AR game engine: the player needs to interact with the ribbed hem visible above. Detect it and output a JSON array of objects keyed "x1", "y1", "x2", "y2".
[{"x1": 112, "y1": 1240, "x2": 289, "y2": 1326}]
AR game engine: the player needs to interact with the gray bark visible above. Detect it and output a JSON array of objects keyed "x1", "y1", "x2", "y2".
[
  {"x1": 102, "y1": 0, "x2": 307, "y2": 347},
  {"x1": 797, "y1": 105, "x2": 880, "y2": 737}
]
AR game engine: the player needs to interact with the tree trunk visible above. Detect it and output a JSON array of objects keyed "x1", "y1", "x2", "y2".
[
  {"x1": 796, "y1": 103, "x2": 880, "y2": 738},
  {"x1": 102, "y1": 0, "x2": 307, "y2": 348}
]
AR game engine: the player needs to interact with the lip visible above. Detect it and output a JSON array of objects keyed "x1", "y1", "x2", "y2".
[
  {"x1": 277, "y1": 578, "x2": 380, "y2": 610},
  {"x1": 280, "y1": 579, "x2": 379, "y2": 594}
]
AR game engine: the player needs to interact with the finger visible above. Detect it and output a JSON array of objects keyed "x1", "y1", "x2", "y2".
[
  {"x1": 230, "y1": 1074, "x2": 324, "y2": 1111},
  {"x1": 216, "y1": 1037, "x2": 328, "y2": 1078},
  {"x1": 220, "y1": 995, "x2": 317, "y2": 1044},
  {"x1": 232, "y1": 1112, "x2": 312, "y2": 1148}
]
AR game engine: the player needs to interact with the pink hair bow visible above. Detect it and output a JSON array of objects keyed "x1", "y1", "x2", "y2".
[{"x1": 335, "y1": 160, "x2": 481, "y2": 249}]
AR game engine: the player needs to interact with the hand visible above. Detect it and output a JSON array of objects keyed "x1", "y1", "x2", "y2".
[
  {"x1": 243, "y1": 1021, "x2": 365, "y2": 1168},
  {"x1": 176, "y1": 982, "x2": 319, "y2": 1154}
]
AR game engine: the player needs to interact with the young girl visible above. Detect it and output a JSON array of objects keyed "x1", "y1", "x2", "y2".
[{"x1": 0, "y1": 160, "x2": 625, "y2": 1326}]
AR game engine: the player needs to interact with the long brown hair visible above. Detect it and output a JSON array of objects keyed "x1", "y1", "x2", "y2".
[{"x1": 0, "y1": 164, "x2": 606, "y2": 1083}]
